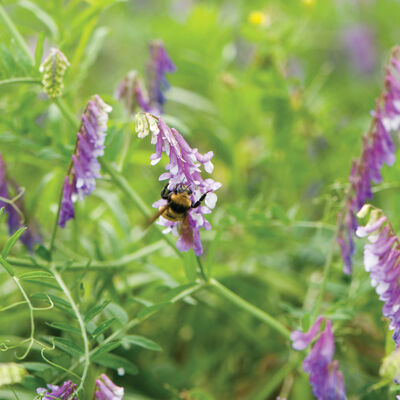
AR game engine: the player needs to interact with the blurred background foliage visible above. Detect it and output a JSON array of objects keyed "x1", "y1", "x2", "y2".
[{"x1": 1, "y1": 0, "x2": 400, "y2": 399}]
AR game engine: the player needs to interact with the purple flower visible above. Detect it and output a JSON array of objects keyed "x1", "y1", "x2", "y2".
[
  {"x1": 342, "y1": 24, "x2": 376, "y2": 75},
  {"x1": 290, "y1": 316, "x2": 324, "y2": 350},
  {"x1": 147, "y1": 40, "x2": 176, "y2": 113},
  {"x1": 36, "y1": 380, "x2": 77, "y2": 400},
  {"x1": 291, "y1": 318, "x2": 347, "y2": 400},
  {"x1": 356, "y1": 206, "x2": 400, "y2": 345},
  {"x1": 0, "y1": 154, "x2": 41, "y2": 251},
  {"x1": 116, "y1": 40, "x2": 175, "y2": 116},
  {"x1": 115, "y1": 70, "x2": 151, "y2": 114},
  {"x1": 338, "y1": 47, "x2": 400, "y2": 274},
  {"x1": 95, "y1": 374, "x2": 124, "y2": 400},
  {"x1": 58, "y1": 95, "x2": 112, "y2": 228},
  {"x1": 136, "y1": 113, "x2": 221, "y2": 256}
]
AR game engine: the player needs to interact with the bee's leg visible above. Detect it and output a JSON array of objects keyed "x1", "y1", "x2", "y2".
[
  {"x1": 161, "y1": 183, "x2": 171, "y2": 199},
  {"x1": 191, "y1": 192, "x2": 208, "y2": 208}
]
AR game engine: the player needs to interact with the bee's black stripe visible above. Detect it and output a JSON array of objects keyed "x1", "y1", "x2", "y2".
[{"x1": 170, "y1": 202, "x2": 189, "y2": 213}]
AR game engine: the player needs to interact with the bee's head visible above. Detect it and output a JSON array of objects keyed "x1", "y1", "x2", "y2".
[{"x1": 175, "y1": 183, "x2": 192, "y2": 195}]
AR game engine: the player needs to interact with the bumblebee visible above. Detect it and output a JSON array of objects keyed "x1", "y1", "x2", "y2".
[{"x1": 148, "y1": 183, "x2": 209, "y2": 241}]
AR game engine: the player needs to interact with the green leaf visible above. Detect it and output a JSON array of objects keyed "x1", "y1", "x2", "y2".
[
  {"x1": 34, "y1": 244, "x2": 51, "y2": 261},
  {"x1": 18, "y1": 0, "x2": 59, "y2": 38},
  {"x1": 104, "y1": 303, "x2": 128, "y2": 324},
  {"x1": 0, "y1": 256, "x2": 15, "y2": 277},
  {"x1": 301, "y1": 313, "x2": 311, "y2": 332},
  {"x1": 20, "y1": 362, "x2": 51, "y2": 372},
  {"x1": 2, "y1": 227, "x2": 27, "y2": 258},
  {"x1": 34, "y1": 32, "x2": 45, "y2": 69},
  {"x1": 92, "y1": 353, "x2": 138, "y2": 375},
  {"x1": 46, "y1": 322, "x2": 81, "y2": 335},
  {"x1": 84, "y1": 299, "x2": 111, "y2": 323},
  {"x1": 91, "y1": 318, "x2": 117, "y2": 338},
  {"x1": 18, "y1": 271, "x2": 53, "y2": 280},
  {"x1": 123, "y1": 335, "x2": 162, "y2": 352},
  {"x1": 54, "y1": 337, "x2": 83, "y2": 358},
  {"x1": 91, "y1": 340, "x2": 121, "y2": 361}
]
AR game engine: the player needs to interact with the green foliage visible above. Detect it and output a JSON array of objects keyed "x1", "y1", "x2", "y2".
[{"x1": 0, "y1": 0, "x2": 399, "y2": 399}]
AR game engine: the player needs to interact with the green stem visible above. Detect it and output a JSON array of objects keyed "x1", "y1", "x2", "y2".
[
  {"x1": 49, "y1": 182, "x2": 65, "y2": 257},
  {"x1": 54, "y1": 97, "x2": 79, "y2": 130},
  {"x1": 51, "y1": 266, "x2": 89, "y2": 396},
  {"x1": 0, "y1": 77, "x2": 41, "y2": 87},
  {"x1": 311, "y1": 225, "x2": 340, "y2": 320},
  {"x1": 209, "y1": 278, "x2": 291, "y2": 339},
  {"x1": 196, "y1": 256, "x2": 208, "y2": 281},
  {"x1": 0, "y1": 5, "x2": 34, "y2": 65},
  {"x1": 99, "y1": 159, "x2": 181, "y2": 257},
  {"x1": 8, "y1": 241, "x2": 166, "y2": 270}
]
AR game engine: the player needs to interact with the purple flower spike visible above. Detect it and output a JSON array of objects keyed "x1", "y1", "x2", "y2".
[
  {"x1": 36, "y1": 380, "x2": 77, "y2": 400},
  {"x1": 147, "y1": 40, "x2": 176, "y2": 114},
  {"x1": 338, "y1": 47, "x2": 400, "y2": 274},
  {"x1": 95, "y1": 373, "x2": 124, "y2": 400},
  {"x1": 58, "y1": 95, "x2": 112, "y2": 228},
  {"x1": 290, "y1": 316, "x2": 324, "y2": 350},
  {"x1": 0, "y1": 154, "x2": 41, "y2": 251},
  {"x1": 291, "y1": 318, "x2": 347, "y2": 400},
  {"x1": 357, "y1": 207, "x2": 400, "y2": 346},
  {"x1": 136, "y1": 113, "x2": 221, "y2": 256}
]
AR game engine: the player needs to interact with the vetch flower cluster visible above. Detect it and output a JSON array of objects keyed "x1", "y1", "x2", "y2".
[
  {"x1": 95, "y1": 373, "x2": 124, "y2": 399},
  {"x1": 58, "y1": 95, "x2": 112, "y2": 228},
  {"x1": 116, "y1": 40, "x2": 175, "y2": 116},
  {"x1": 338, "y1": 46, "x2": 400, "y2": 274},
  {"x1": 40, "y1": 48, "x2": 70, "y2": 99},
  {"x1": 136, "y1": 112, "x2": 221, "y2": 256},
  {"x1": 0, "y1": 154, "x2": 41, "y2": 250},
  {"x1": 356, "y1": 204, "x2": 400, "y2": 345},
  {"x1": 291, "y1": 317, "x2": 346, "y2": 400},
  {"x1": 36, "y1": 380, "x2": 77, "y2": 400}
]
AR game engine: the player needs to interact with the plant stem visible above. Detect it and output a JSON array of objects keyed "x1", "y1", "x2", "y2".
[
  {"x1": 196, "y1": 256, "x2": 208, "y2": 281},
  {"x1": 49, "y1": 182, "x2": 65, "y2": 257},
  {"x1": 208, "y1": 278, "x2": 291, "y2": 339},
  {"x1": 54, "y1": 97, "x2": 79, "y2": 130},
  {"x1": 0, "y1": 4, "x2": 34, "y2": 65},
  {"x1": 0, "y1": 77, "x2": 41, "y2": 87},
  {"x1": 51, "y1": 265, "x2": 89, "y2": 396}
]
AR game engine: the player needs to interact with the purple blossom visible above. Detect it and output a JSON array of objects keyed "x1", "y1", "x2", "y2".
[
  {"x1": 0, "y1": 154, "x2": 41, "y2": 251},
  {"x1": 356, "y1": 207, "x2": 400, "y2": 345},
  {"x1": 116, "y1": 40, "x2": 175, "y2": 116},
  {"x1": 36, "y1": 380, "x2": 77, "y2": 400},
  {"x1": 342, "y1": 24, "x2": 376, "y2": 75},
  {"x1": 338, "y1": 47, "x2": 400, "y2": 274},
  {"x1": 147, "y1": 40, "x2": 176, "y2": 113},
  {"x1": 115, "y1": 70, "x2": 151, "y2": 114},
  {"x1": 291, "y1": 318, "x2": 347, "y2": 400},
  {"x1": 58, "y1": 95, "x2": 112, "y2": 228},
  {"x1": 136, "y1": 113, "x2": 221, "y2": 256},
  {"x1": 94, "y1": 374, "x2": 124, "y2": 400}
]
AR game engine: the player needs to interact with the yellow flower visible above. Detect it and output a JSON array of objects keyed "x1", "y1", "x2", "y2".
[{"x1": 248, "y1": 11, "x2": 270, "y2": 27}]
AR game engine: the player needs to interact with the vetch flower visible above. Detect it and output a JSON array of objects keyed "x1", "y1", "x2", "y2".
[
  {"x1": 116, "y1": 40, "x2": 175, "y2": 116},
  {"x1": 115, "y1": 70, "x2": 151, "y2": 114},
  {"x1": 95, "y1": 373, "x2": 124, "y2": 400},
  {"x1": 36, "y1": 380, "x2": 77, "y2": 400},
  {"x1": 58, "y1": 95, "x2": 112, "y2": 228},
  {"x1": 147, "y1": 40, "x2": 176, "y2": 114},
  {"x1": 0, "y1": 154, "x2": 41, "y2": 251},
  {"x1": 291, "y1": 318, "x2": 347, "y2": 400},
  {"x1": 338, "y1": 46, "x2": 400, "y2": 274},
  {"x1": 136, "y1": 112, "x2": 221, "y2": 256},
  {"x1": 356, "y1": 205, "x2": 400, "y2": 345},
  {"x1": 40, "y1": 48, "x2": 70, "y2": 99}
]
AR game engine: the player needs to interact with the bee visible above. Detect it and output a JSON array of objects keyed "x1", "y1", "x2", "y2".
[{"x1": 148, "y1": 183, "x2": 209, "y2": 242}]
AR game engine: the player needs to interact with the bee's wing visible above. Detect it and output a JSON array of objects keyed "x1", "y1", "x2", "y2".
[
  {"x1": 178, "y1": 215, "x2": 194, "y2": 247},
  {"x1": 144, "y1": 204, "x2": 169, "y2": 229}
]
